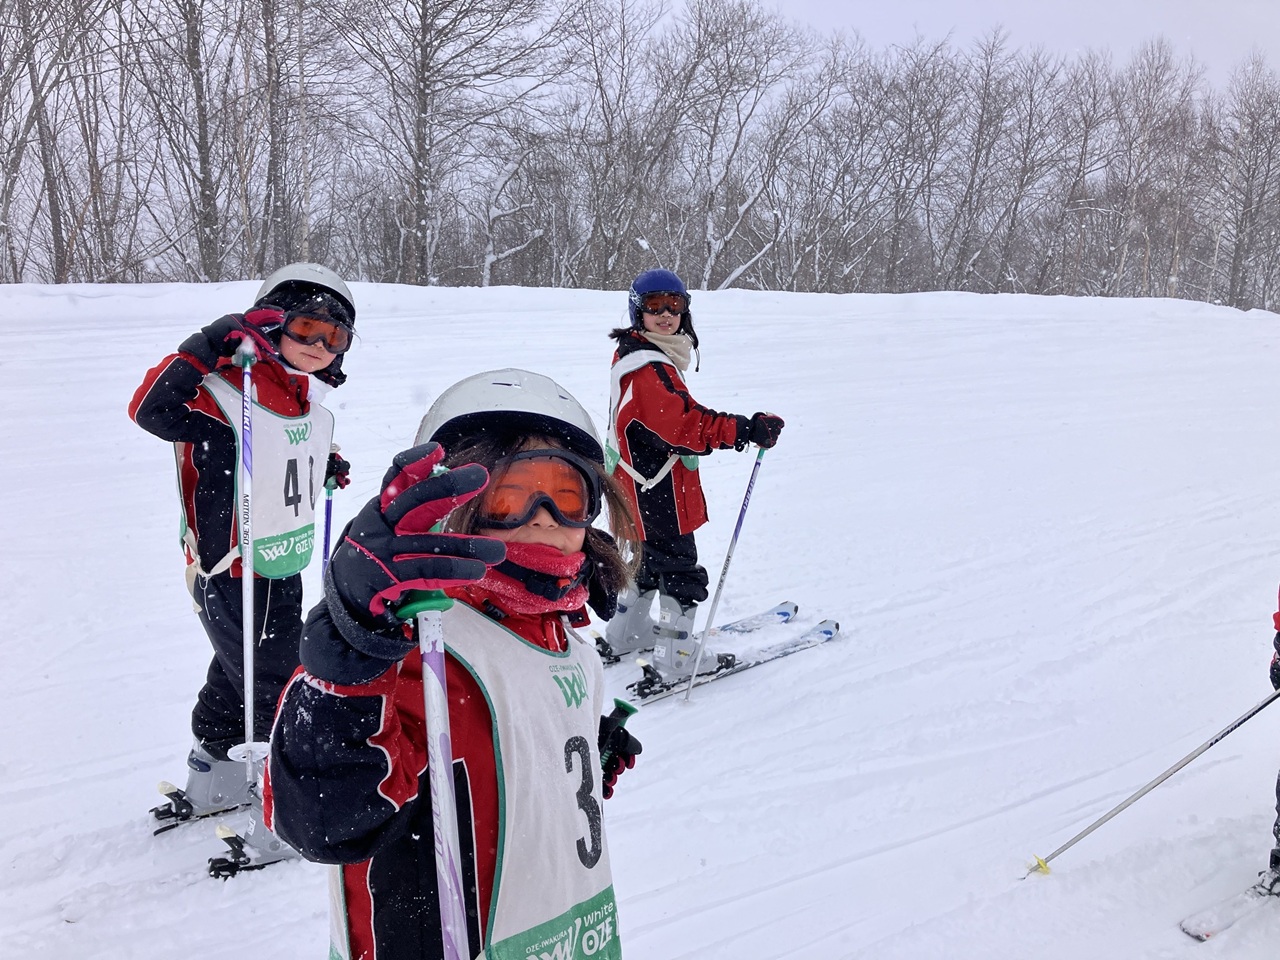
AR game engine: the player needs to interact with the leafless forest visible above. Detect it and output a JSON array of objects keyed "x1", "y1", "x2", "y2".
[{"x1": 7, "y1": 0, "x2": 1280, "y2": 307}]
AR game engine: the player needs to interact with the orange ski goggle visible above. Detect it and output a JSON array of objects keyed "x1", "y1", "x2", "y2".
[
  {"x1": 478, "y1": 449, "x2": 602, "y2": 529},
  {"x1": 282, "y1": 312, "x2": 353, "y2": 354}
]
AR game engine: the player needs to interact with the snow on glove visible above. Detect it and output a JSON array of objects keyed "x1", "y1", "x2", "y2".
[
  {"x1": 325, "y1": 448, "x2": 352, "y2": 490},
  {"x1": 328, "y1": 442, "x2": 507, "y2": 637},
  {"x1": 178, "y1": 309, "x2": 283, "y2": 369},
  {"x1": 747, "y1": 412, "x2": 785, "y2": 449},
  {"x1": 598, "y1": 715, "x2": 642, "y2": 800}
]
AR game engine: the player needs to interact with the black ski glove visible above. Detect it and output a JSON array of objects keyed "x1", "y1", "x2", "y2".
[
  {"x1": 325, "y1": 449, "x2": 352, "y2": 490},
  {"x1": 326, "y1": 443, "x2": 507, "y2": 644},
  {"x1": 598, "y1": 713, "x2": 642, "y2": 800},
  {"x1": 178, "y1": 309, "x2": 283, "y2": 369},
  {"x1": 747, "y1": 412, "x2": 785, "y2": 449},
  {"x1": 1271, "y1": 632, "x2": 1280, "y2": 691}
]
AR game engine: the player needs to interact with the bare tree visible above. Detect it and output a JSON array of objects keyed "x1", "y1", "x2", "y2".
[
  {"x1": 324, "y1": 0, "x2": 570, "y2": 284},
  {"x1": 1207, "y1": 55, "x2": 1280, "y2": 308},
  {"x1": 872, "y1": 36, "x2": 964, "y2": 291}
]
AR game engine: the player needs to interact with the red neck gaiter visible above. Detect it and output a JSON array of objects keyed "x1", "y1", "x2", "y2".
[{"x1": 480, "y1": 541, "x2": 590, "y2": 615}]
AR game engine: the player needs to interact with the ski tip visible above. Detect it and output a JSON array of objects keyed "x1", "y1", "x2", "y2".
[
  {"x1": 215, "y1": 824, "x2": 238, "y2": 840},
  {"x1": 1179, "y1": 924, "x2": 1211, "y2": 942}
]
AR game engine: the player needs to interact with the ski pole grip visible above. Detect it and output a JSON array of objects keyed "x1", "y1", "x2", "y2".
[
  {"x1": 599, "y1": 698, "x2": 638, "y2": 773},
  {"x1": 396, "y1": 589, "x2": 454, "y2": 620},
  {"x1": 233, "y1": 338, "x2": 257, "y2": 368}
]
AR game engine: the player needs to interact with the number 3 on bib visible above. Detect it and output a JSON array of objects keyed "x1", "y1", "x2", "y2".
[{"x1": 565, "y1": 736, "x2": 602, "y2": 869}]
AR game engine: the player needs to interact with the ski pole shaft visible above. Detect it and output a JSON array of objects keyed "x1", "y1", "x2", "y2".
[
  {"x1": 321, "y1": 482, "x2": 335, "y2": 577},
  {"x1": 683, "y1": 447, "x2": 767, "y2": 702},
  {"x1": 231, "y1": 340, "x2": 263, "y2": 782},
  {"x1": 321, "y1": 442, "x2": 340, "y2": 576},
  {"x1": 1028, "y1": 686, "x2": 1280, "y2": 876},
  {"x1": 398, "y1": 588, "x2": 469, "y2": 960}
]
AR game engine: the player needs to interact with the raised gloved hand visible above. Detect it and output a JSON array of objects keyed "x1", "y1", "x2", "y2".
[
  {"x1": 325, "y1": 449, "x2": 352, "y2": 490},
  {"x1": 598, "y1": 713, "x2": 642, "y2": 800},
  {"x1": 1271, "y1": 632, "x2": 1280, "y2": 691},
  {"x1": 178, "y1": 308, "x2": 284, "y2": 368},
  {"x1": 747, "y1": 412, "x2": 785, "y2": 449},
  {"x1": 327, "y1": 443, "x2": 507, "y2": 641}
]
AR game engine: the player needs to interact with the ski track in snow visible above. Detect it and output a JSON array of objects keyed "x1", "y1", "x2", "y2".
[{"x1": 4, "y1": 283, "x2": 1280, "y2": 957}]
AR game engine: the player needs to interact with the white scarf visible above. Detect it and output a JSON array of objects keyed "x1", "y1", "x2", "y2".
[{"x1": 641, "y1": 331, "x2": 692, "y2": 372}]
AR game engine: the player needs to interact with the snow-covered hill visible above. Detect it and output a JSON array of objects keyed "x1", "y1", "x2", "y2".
[{"x1": 5, "y1": 283, "x2": 1280, "y2": 958}]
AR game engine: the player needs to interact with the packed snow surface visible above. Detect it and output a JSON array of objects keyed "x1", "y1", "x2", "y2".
[{"x1": 5, "y1": 283, "x2": 1280, "y2": 958}]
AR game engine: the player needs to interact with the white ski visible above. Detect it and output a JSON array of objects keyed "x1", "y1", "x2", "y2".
[
  {"x1": 1180, "y1": 878, "x2": 1280, "y2": 940},
  {"x1": 596, "y1": 601, "x2": 798, "y2": 664}
]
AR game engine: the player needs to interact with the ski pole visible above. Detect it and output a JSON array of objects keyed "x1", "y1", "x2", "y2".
[
  {"x1": 683, "y1": 446, "x2": 767, "y2": 702},
  {"x1": 397, "y1": 584, "x2": 470, "y2": 960},
  {"x1": 321, "y1": 480, "x2": 335, "y2": 577},
  {"x1": 1027, "y1": 686, "x2": 1280, "y2": 877},
  {"x1": 321, "y1": 442, "x2": 341, "y2": 576},
  {"x1": 228, "y1": 340, "x2": 267, "y2": 784}
]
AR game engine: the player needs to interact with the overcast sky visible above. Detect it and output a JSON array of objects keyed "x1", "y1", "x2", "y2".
[{"x1": 774, "y1": 0, "x2": 1277, "y2": 87}]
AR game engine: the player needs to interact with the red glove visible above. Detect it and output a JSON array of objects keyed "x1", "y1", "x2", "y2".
[
  {"x1": 325, "y1": 449, "x2": 352, "y2": 490},
  {"x1": 598, "y1": 714, "x2": 642, "y2": 800}
]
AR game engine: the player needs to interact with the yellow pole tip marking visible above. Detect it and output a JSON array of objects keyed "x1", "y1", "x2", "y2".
[{"x1": 1031, "y1": 855, "x2": 1050, "y2": 874}]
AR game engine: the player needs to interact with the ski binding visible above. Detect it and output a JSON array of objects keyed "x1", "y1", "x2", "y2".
[{"x1": 626, "y1": 618, "x2": 840, "y2": 703}]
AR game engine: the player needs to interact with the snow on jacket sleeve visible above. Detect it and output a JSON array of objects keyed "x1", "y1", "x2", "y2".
[
  {"x1": 264, "y1": 602, "x2": 426, "y2": 864},
  {"x1": 625, "y1": 361, "x2": 749, "y2": 455},
  {"x1": 127, "y1": 351, "x2": 225, "y2": 443}
]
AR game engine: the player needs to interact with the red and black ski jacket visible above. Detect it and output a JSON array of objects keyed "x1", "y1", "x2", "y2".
[
  {"x1": 128, "y1": 338, "x2": 317, "y2": 577},
  {"x1": 263, "y1": 585, "x2": 579, "y2": 960},
  {"x1": 610, "y1": 330, "x2": 748, "y2": 541}
]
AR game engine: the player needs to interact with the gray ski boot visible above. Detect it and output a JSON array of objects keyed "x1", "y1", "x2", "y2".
[
  {"x1": 208, "y1": 790, "x2": 303, "y2": 878},
  {"x1": 636, "y1": 595, "x2": 736, "y2": 694},
  {"x1": 597, "y1": 587, "x2": 658, "y2": 661},
  {"x1": 152, "y1": 742, "x2": 254, "y2": 833}
]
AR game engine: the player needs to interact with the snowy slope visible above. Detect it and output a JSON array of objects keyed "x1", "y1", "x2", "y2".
[{"x1": 5, "y1": 283, "x2": 1280, "y2": 958}]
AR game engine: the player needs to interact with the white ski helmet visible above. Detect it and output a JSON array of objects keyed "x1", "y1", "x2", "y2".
[
  {"x1": 255, "y1": 262, "x2": 356, "y2": 320},
  {"x1": 415, "y1": 369, "x2": 603, "y2": 463}
]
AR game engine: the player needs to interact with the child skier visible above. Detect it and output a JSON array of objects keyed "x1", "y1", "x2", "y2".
[
  {"x1": 601, "y1": 268, "x2": 784, "y2": 682},
  {"x1": 264, "y1": 368, "x2": 642, "y2": 960},
  {"x1": 129, "y1": 262, "x2": 356, "y2": 837}
]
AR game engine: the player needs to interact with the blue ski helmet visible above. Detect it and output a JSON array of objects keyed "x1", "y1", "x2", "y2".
[
  {"x1": 628, "y1": 269, "x2": 688, "y2": 326},
  {"x1": 627, "y1": 269, "x2": 698, "y2": 353}
]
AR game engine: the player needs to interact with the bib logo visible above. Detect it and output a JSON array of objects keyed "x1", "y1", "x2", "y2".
[
  {"x1": 257, "y1": 530, "x2": 314, "y2": 562},
  {"x1": 284, "y1": 422, "x2": 312, "y2": 445},
  {"x1": 550, "y1": 663, "x2": 589, "y2": 710},
  {"x1": 526, "y1": 905, "x2": 617, "y2": 959}
]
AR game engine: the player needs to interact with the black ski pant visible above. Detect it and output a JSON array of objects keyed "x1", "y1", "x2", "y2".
[
  {"x1": 1272, "y1": 770, "x2": 1280, "y2": 871},
  {"x1": 191, "y1": 571, "x2": 304, "y2": 761},
  {"x1": 636, "y1": 533, "x2": 710, "y2": 607}
]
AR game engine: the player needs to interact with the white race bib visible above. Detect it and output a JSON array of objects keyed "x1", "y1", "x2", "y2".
[
  {"x1": 444, "y1": 604, "x2": 622, "y2": 960},
  {"x1": 205, "y1": 373, "x2": 334, "y2": 578}
]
